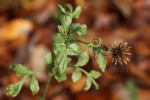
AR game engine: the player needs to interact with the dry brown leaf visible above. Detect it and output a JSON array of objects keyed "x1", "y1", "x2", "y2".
[
  {"x1": 113, "y1": 0, "x2": 134, "y2": 18},
  {"x1": 0, "y1": 18, "x2": 33, "y2": 41},
  {"x1": 138, "y1": 88, "x2": 150, "y2": 100},
  {"x1": 0, "y1": 45, "x2": 12, "y2": 67},
  {"x1": 134, "y1": 40, "x2": 150, "y2": 56},
  {"x1": 129, "y1": 63, "x2": 150, "y2": 86}
]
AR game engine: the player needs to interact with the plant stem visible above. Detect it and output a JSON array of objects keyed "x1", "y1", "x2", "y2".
[
  {"x1": 76, "y1": 39, "x2": 90, "y2": 45},
  {"x1": 42, "y1": 74, "x2": 53, "y2": 100},
  {"x1": 78, "y1": 68, "x2": 99, "y2": 89},
  {"x1": 33, "y1": 67, "x2": 46, "y2": 74}
]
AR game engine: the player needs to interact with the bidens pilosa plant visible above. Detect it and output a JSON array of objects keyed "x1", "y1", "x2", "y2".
[{"x1": 6, "y1": 4, "x2": 131, "y2": 100}]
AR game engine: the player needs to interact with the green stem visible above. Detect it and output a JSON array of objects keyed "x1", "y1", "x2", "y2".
[
  {"x1": 76, "y1": 39, "x2": 90, "y2": 45},
  {"x1": 78, "y1": 68, "x2": 89, "y2": 76},
  {"x1": 33, "y1": 67, "x2": 46, "y2": 74},
  {"x1": 42, "y1": 74, "x2": 53, "y2": 100},
  {"x1": 78, "y1": 68, "x2": 98, "y2": 89}
]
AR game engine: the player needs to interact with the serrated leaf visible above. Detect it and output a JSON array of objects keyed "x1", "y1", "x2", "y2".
[
  {"x1": 84, "y1": 78, "x2": 92, "y2": 91},
  {"x1": 54, "y1": 33, "x2": 66, "y2": 43},
  {"x1": 72, "y1": 6, "x2": 82, "y2": 18},
  {"x1": 96, "y1": 53, "x2": 107, "y2": 72},
  {"x1": 45, "y1": 52, "x2": 52, "y2": 65},
  {"x1": 10, "y1": 64, "x2": 32, "y2": 77},
  {"x1": 54, "y1": 50, "x2": 67, "y2": 73},
  {"x1": 76, "y1": 24, "x2": 87, "y2": 37},
  {"x1": 69, "y1": 23, "x2": 87, "y2": 37},
  {"x1": 93, "y1": 45, "x2": 103, "y2": 55},
  {"x1": 53, "y1": 43, "x2": 66, "y2": 55},
  {"x1": 59, "y1": 13, "x2": 72, "y2": 28},
  {"x1": 58, "y1": 4, "x2": 73, "y2": 14},
  {"x1": 67, "y1": 43, "x2": 81, "y2": 56},
  {"x1": 55, "y1": 72, "x2": 67, "y2": 82},
  {"x1": 29, "y1": 75, "x2": 39, "y2": 95},
  {"x1": 64, "y1": 4, "x2": 73, "y2": 13},
  {"x1": 58, "y1": 4, "x2": 67, "y2": 14},
  {"x1": 58, "y1": 25, "x2": 65, "y2": 33},
  {"x1": 75, "y1": 51, "x2": 89, "y2": 67},
  {"x1": 90, "y1": 70, "x2": 101, "y2": 79},
  {"x1": 72, "y1": 69, "x2": 82, "y2": 83},
  {"x1": 6, "y1": 78, "x2": 26, "y2": 97}
]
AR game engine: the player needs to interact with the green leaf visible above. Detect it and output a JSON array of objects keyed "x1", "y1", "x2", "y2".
[
  {"x1": 58, "y1": 4, "x2": 73, "y2": 14},
  {"x1": 96, "y1": 53, "x2": 107, "y2": 72},
  {"x1": 52, "y1": 57, "x2": 71, "y2": 82},
  {"x1": 76, "y1": 24, "x2": 87, "y2": 37},
  {"x1": 54, "y1": 50, "x2": 67, "y2": 73},
  {"x1": 53, "y1": 33, "x2": 66, "y2": 55},
  {"x1": 90, "y1": 70, "x2": 101, "y2": 79},
  {"x1": 64, "y1": 4, "x2": 73, "y2": 13},
  {"x1": 93, "y1": 45, "x2": 103, "y2": 55},
  {"x1": 10, "y1": 64, "x2": 32, "y2": 77},
  {"x1": 72, "y1": 6, "x2": 82, "y2": 18},
  {"x1": 45, "y1": 52, "x2": 52, "y2": 65},
  {"x1": 75, "y1": 51, "x2": 89, "y2": 67},
  {"x1": 58, "y1": 25, "x2": 65, "y2": 33},
  {"x1": 29, "y1": 75, "x2": 39, "y2": 95},
  {"x1": 59, "y1": 13, "x2": 72, "y2": 28},
  {"x1": 53, "y1": 43, "x2": 66, "y2": 55},
  {"x1": 54, "y1": 33, "x2": 66, "y2": 43},
  {"x1": 58, "y1": 4, "x2": 67, "y2": 14},
  {"x1": 67, "y1": 43, "x2": 81, "y2": 56},
  {"x1": 84, "y1": 78, "x2": 92, "y2": 91},
  {"x1": 66, "y1": 57, "x2": 71, "y2": 65},
  {"x1": 6, "y1": 78, "x2": 26, "y2": 97},
  {"x1": 72, "y1": 69, "x2": 82, "y2": 83},
  {"x1": 92, "y1": 80, "x2": 99, "y2": 90},
  {"x1": 55, "y1": 72, "x2": 67, "y2": 82},
  {"x1": 69, "y1": 23, "x2": 87, "y2": 37}
]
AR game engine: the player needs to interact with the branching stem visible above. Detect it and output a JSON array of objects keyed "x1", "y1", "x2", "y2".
[{"x1": 42, "y1": 74, "x2": 53, "y2": 100}]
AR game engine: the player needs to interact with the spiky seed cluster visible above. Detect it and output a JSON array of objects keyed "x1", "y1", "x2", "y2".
[
  {"x1": 92, "y1": 38, "x2": 102, "y2": 47},
  {"x1": 110, "y1": 41, "x2": 131, "y2": 65}
]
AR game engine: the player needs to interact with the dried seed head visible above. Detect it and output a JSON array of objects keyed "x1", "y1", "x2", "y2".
[
  {"x1": 110, "y1": 41, "x2": 131, "y2": 65},
  {"x1": 92, "y1": 38, "x2": 102, "y2": 47}
]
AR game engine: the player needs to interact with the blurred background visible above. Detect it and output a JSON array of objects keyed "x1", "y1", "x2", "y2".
[{"x1": 0, "y1": 0, "x2": 150, "y2": 100}]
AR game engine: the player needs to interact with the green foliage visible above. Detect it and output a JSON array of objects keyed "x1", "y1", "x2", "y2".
[
  {"x1": 59, "y1": 13, "x2": 72, "y2": 28},
  {"x1": 72, "y1": 6, "x2": 82, "y2": 18},
  {"x1": 72, "y1": 69, "x2": 82, "y2": 83},
  {"x1": 67, "y1": 43, "x2": 81, "y2": 56},
  {"x1": 68, "y1": 23, "x2": 87, "y2": 37},
  {"x1": 90, "y1": 70, "x2": 101, "y2": 79},
  {"x1": 53, "y1": 66, "x2": 67, "y2": 82},
  {"x1": 6, "y1": 3, "x2": 110, "y2": 99},
  {"x1": 93, "y1": 46, "x2": 107, "y2": 72},
  {"x1": 58, "y1": 4, "x2": 73, "y2": 14},
  {"x1": 54, "y1": 50, "x2": 68, "y2": 73},
  {"x1": 6, "y1": 78, "x2": 26, "y2": 97},
  {"x1": 84, "y1": 78, "x2": 92, "y2": 91},
  {"x1": 10, "y1": 64, "x2": 32, "y2": 77},
  {"x1": 75, "y1": 51, "x2": 89, "y2": 67},
  {"x1": 7, "y1": 64, "x2": 40, "y2": 97},
  {"x1": 29, "y1": 75, "x2": 40, "y2": 95},
  {"x1": 97, "y1": 53, "x2": 107, "y2": 72},
  {"x1": 45, "y1": 52, "x2": 52, "y2": 65}
]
